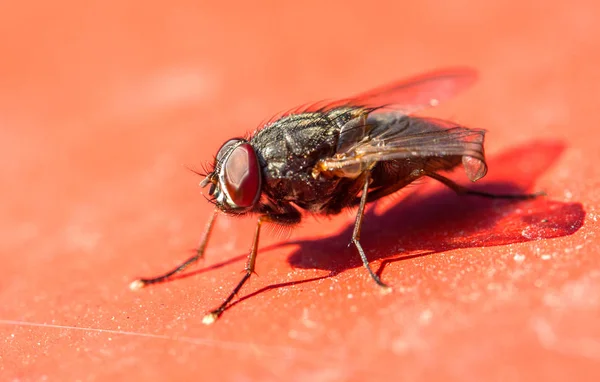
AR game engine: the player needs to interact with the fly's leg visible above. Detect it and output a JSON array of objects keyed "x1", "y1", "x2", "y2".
[
  {"x1": 202, "y1": 205, "x2": 300, "y2": 325},
  {"x1": 360, "y1": 169, "x2": 424, "y2": 204},
  {"x1": 426, "y1": 171, "x2": 545, "y2": 200},
  {"x1": 129, "y1": 208, "x2": 219, "y2": 290},
  {"x1": 351, "y1": 171, "x2": 392, "y2": 293}
]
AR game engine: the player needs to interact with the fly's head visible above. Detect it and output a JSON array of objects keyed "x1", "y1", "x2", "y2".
[{"x1": 200, "y1": 138, "x2": 262, "y2": 214}]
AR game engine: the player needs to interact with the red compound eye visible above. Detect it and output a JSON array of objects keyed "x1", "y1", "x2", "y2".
[{"x1": 222, "y1": 142, "x2": 261, "y2": 209}]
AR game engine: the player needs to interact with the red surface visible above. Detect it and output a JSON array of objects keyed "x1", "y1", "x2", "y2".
[{"x1": 2, "y1": 1, "x2": 600, "y2": 381}]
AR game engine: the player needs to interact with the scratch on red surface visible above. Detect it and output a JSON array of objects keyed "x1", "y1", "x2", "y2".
[{"x1": 0, "y1": 319, "x2": 299, "y2": 356}]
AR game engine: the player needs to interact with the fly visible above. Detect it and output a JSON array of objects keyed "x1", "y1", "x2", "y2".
[{"x1": 130, "y1": 67, "x2": 542, "y2": 324}]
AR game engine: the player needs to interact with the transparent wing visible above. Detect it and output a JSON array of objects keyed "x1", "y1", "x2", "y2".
[
  {"x1": 316, "y1": 67, "x2": 477, "y2": 114},
  {"x1": 262, "y1": 67, "x2": 477, "y2": 128},
  {"x1": 320, "y1": 115, "x2": 488, "y2": 181}
]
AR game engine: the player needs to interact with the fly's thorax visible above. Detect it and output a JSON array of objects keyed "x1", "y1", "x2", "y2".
[
  {"x1": 250, "y1": 112, "x2": 342, "y2": 177},
  {"x1": 247, "y1": 115, "x2": 349, "y2": 208}
]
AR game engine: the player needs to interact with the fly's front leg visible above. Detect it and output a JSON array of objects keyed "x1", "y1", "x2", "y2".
[
  {"x1": 130, "y1": 207, "x2": 219, "y2": 290},
  {"x1": 202, "y1": 203, "x2": 301, "y2": 325},
  {"x1": 351, "y1": 170, "x2": 393, "y2": 293}
]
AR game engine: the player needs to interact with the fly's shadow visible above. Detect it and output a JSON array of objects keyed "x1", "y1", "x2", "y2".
[{"x1": 281, "y1": 139, "x2": 584, "y2": 276}]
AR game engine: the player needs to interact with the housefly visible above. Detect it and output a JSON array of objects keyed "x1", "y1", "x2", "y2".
[{"x1": 130, "y1": 68, "x2": 541, "y2": 324}]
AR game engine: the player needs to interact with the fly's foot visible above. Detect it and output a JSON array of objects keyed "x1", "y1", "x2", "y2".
[
  {"x1": 379, "y1": 284, "x2": 393, "y2": 295},
  {"x1": 202, "y1": 310, "x2": 222, "y2": 325},
  {"x1": 129, "y1": 279, "x2": 147, "y2": 291}
]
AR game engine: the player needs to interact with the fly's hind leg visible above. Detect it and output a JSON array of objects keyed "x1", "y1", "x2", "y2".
[
  {"x1": 426, "y1": 171, "x2": 545, "y2": 200},
  {"x1": 350, "y1": 170, "x2": 393, "y2": 293}
]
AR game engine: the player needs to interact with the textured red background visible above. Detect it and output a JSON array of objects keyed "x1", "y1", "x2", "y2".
[{"x1": 1, "y1": 1, "x2": 599, "y2": 381}]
